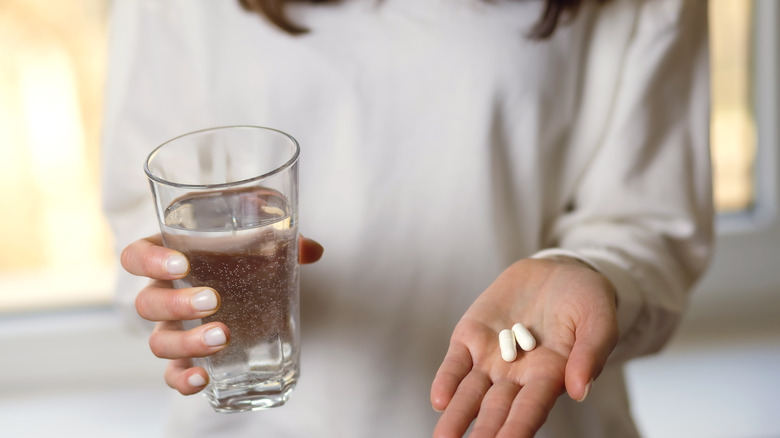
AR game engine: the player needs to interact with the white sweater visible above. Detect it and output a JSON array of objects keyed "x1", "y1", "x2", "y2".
[{"x1": 101, "y1": 0, "x2": 712, "y2": 436}]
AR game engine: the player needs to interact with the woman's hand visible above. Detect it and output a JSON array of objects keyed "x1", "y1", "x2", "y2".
[
  {"x1": 121, "y1": 234, "x2": 324, "y2": 395},
  {"x1": 430, "y1": 257, "x2": 619, "y2": 438}
]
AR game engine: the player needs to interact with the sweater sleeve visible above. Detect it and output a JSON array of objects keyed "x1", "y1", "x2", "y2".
[
  {"x1": 101, "y1": 0, "x2": 211, "y2": 328},
  {"x1": 533, "y1": 0, "x2": 714, "y2": 362}
]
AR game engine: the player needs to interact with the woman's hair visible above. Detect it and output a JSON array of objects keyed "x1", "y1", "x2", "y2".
[{"x1": 238, "y1": 0, "x2": 599, "y2": 39}]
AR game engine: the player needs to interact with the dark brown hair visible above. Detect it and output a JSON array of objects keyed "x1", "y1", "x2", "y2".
[{"x1": 238, "y1": 0, "x2": 599, "y2": 39}]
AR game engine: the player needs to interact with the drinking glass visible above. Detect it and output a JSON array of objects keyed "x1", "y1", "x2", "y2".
[{"x1": 144, "y1": 125, "x2": 300, "y2": 413}]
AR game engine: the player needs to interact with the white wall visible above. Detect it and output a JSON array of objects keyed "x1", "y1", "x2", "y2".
[
  {"x1": 0, "y1": 309, "x2": 169, "y2": 438},
  {"x1": 625, "y1": 299, "x2": 780, "y2": 438}
]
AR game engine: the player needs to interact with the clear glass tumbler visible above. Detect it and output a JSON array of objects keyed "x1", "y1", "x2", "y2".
[{"x1": 144, "y1": 126, "x2": 300, "y2": 413}]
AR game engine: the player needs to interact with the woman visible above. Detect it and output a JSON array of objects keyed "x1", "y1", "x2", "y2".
[{"x1": 103, "y1": 0, "x2": 713, "y2": 436}]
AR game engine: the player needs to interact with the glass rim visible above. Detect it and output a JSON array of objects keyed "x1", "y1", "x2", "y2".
[{"x1": 144, "y1": 125, "x2": 300, "y2": 190}]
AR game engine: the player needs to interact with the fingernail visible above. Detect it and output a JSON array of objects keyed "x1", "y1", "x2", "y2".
[
  {"x1": 188, "y1": 373, "x2": 206, "y2": 388},
  {"x1": 203, "y1": 327, "x2": 227, "y2": 347},
  {"x1": 578, "y1": 378, "x2": 594, "y2": 403},
  {"x1": 165, "y1": 254, "x2": 188, "y2": 275},
  {"x1": 192, "y1": 289, "x2": 218, "y2": 311}
]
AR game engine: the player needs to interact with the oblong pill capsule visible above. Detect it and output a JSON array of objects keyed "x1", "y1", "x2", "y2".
[
  {"x1": 499, "y1": 329, "x2": 517, "y2": 362},
  {"x1": 512, "y1": 323, "x2": 536, "y2": 351}
]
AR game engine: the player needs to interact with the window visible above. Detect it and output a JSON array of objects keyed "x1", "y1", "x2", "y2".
[
  {"x1": 0, "y1": 0, "x2": 113, "y2": 313},
  {"x1": 710, "y1": 0, "x2": 756, "y2": 214},
  {"x1": 690, "y1": 0, "x2": 780, "y2": 323}
]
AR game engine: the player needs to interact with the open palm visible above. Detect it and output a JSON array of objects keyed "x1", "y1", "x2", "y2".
[{"x1": 431, "y1": 257, "x2": 619, "y2": 438}]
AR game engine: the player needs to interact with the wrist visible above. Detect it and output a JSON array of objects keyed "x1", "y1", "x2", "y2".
[
  {"x1": 535, "y1": 254, "x2": 618, "y2": 308},
  {"x1": 538, "y1": 254, "x2": 598, "y2": 272}
]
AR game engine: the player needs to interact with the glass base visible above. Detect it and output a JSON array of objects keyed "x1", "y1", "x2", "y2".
[{"x1": 205, "y1": 372, "x2": 298, "y2": 413}]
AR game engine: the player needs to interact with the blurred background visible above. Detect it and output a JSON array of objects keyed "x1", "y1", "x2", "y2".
[{"x1": 0, "y1": 0, "x2": 778, "y2": 437}]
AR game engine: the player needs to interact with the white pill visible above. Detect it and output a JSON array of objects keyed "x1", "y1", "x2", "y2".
[
  {"x1": 512, "y1": 323, "x2": 536, "y2": 351},
  {"x1": 499, "y1": 329, "x2": 517, "y2": 362}
]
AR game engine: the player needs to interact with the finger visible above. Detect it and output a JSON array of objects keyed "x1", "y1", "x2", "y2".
[
  {"x1": 299, "y1": 235, "x2": 324, "y2": 264},
  {"x1": 431, "y1": 341, "x2": 473, "y2": 412},
  {"x1": 121, "y1": 235, "x2": 189, "y2": 280},
  {"x1": 497, "y1": 376, "x2": 563, "y2": 438},
  {"x1": 164, "y1": 359, "x2": 209, "y2": 395},
  {"x1": 149, "y1": 321, "x2": 229, "y2": 359},
  {"x1": 564, "y1": 313, "x2": 618, "y2": 402},
  {"x1": 136, "y1": 285, "x2": 220, "y2": 321},
  {"x1": 469, "y1": 380, "x2": 521, "y2": 438},
  {"x1": 433, "y1": 371, "x2": 491, "y2": 438}
]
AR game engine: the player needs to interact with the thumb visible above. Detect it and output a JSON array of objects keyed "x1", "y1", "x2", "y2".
[
  {"x1": 563, "y1": 314, "x2": 618, "y2": 402},
  {"x1": 299, "y1": 235, "x2": 324, "y2": 264}
]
